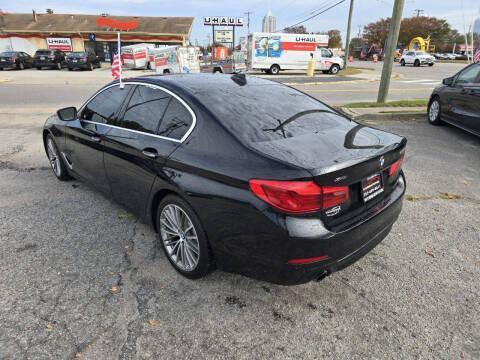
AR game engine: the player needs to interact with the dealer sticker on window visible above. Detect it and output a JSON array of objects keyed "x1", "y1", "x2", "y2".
[{"x1": 362, "y1": 173, "x2": 384, "y2": 202}]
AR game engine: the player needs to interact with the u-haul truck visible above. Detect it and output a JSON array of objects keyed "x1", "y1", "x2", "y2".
[
  {"x1": 121, "y1": 43, "x2": 154, "y2": 69},
  {"x1": 247, "y1": 32, "x2": 344, "y2": 75},
  {"x1": 150, "y1": 46, "x2": 201, "y2": 74}
]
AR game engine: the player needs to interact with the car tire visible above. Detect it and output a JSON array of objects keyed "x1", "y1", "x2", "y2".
[
  {"x1": 270, "y1": 64, "x2": 280, "y2": 75},
  {"x1": 88, "y1": 63, "x2": 94, "y2": 71},
  {"x1": 400, "y1": 59, "x2": 405, "y2": 66},
  {"x1": 428, "y1": 97, "x2": 442, "y2": 125},
  {"x1": 56, "y1": 62, "x2": 62, "y2": 70},
  {"x1": 428, "y1": 63, "x2": 434, "y2": 67},
  {"x1": 414, "y1": 59, "x2": 420, "y2": 67},
  {"x1": 45, "y1": 134, "x2": 72, "y2": 181},
  {"x1": 68, "y1": 67, "x2": 73, "y2": 71},
  {"x1": 157, "y1": 195, "x2": 214, "y2": 279},
  {"x1": 329, "y1": 64, "x2": 340, "y2": 74},
  {"x1": 36, "y1": 67, "x2": 42, "y2": 70},
  {"x1": 18, "y1": 62, "x2": 24, "y2": 70}
]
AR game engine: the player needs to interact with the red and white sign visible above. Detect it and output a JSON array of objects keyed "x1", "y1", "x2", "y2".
[{"x1": 46, "y1": 37, "x2": 72, "y2": 51}]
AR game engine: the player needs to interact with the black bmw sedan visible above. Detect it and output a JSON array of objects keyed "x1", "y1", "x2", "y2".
[
  {"x1": 428, "y1": 62, "x2": 480, "y2": 136},
  {"x1": 43, "y1": 74, "x2": 406, "y2": 285}
]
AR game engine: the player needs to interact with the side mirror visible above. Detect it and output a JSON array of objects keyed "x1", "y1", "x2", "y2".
[
  {"x1": 442, "y1": 77, "x2": 453, "y2": 86},
  {"x1": 57, "y1": 107, "x2": 77, "y2": 121}
]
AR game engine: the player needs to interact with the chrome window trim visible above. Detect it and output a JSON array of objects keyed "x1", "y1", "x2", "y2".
[{"x1": 78, "y1": 81, "x2": 197, "y2": 143}]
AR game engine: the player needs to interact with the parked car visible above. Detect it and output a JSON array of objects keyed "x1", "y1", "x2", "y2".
[
  {"x1": 428, "y1": 63, "x2": 480, "y2": 136},
  {"x1": 433, "y1": 53, "x2": 447, "y2": 60},
  {"x1": 33, "y1": 49, "x2": 66, "y2": 70},
  {"x1": 400, "y1": 51, "x2": 435, "y2": 67},
  {"x1": 42, "y1": 74, "x2": 406, "y2": 285},
  {"x1": 66, "y1": 51, "x2": 100, "y2": 71},
  {"x1": 0, "y1": 51, "x2": 33, "y2": 70}
]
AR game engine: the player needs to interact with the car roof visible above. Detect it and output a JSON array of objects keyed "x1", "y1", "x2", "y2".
[{"x1": 120, "y1": 73, "x2": 280, "y2": 94}]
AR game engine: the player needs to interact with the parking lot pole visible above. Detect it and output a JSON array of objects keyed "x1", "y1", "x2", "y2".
[
  {"x1": 377, "y1": 0, "x2": 405, "y2": 103},
  {"x1": 344, "y1": 0, "x2": 355, "y2": 69},
  {"x1": 117, "y1": 31, "x2": 124, "y2": 89}
]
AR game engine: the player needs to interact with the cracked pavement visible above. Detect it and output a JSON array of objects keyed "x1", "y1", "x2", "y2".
[{"x1": 0, "y1": 80, "x2": 479, "y2": 359}]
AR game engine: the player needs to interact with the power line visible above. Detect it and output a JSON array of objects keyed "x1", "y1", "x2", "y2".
[
  {"x1": 413, "y1": 9, "x2": 424, "y2": 17},
  {"x1": 280, "y1": 0, "x2": 347, "y2": 32}
]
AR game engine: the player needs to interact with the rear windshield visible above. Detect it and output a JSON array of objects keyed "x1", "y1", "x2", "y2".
[
  {"x1": 35, "y1": 50, "x2": 54, "y2": 55},
  {"x1": 0, "y1": 52, "x2": 16, "y2": 56},
  {"x1": 68, "y1": 52, "x2": 86, "y2": 57},
  {"x1": 191, "y1": 78, "x2": 350, "y2": 144}
]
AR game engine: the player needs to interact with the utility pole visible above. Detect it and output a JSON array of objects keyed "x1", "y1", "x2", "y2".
[
  {"x1": 357, "y1": 24, "x2": 362, "y2": 38},
  {"x1": 377, "y1": 0, "x2": 405, "y2": 103},
  {"x1": 414, "y1": 9, "x2": 424, "y2": 17},
  {"x1": 343, "y1": 0, "x2": 355, "y2": 69},
  {"x1": 244, "y1": 11, "x2": 252, "y2": 34}
]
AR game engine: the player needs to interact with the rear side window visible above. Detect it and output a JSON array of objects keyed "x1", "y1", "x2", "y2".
[
  {"x1": 81, "y1": 85, "x2": 132, "y2": 123},
  {"x1": 36, "y1": 50, "x2": 53, "y2": 55},
  {"x1": 116, "y1": 85, "x2": 171, "y2": 134},
  {"x1": 157, "y1": 98, "x2": 193, "y2": 140}
]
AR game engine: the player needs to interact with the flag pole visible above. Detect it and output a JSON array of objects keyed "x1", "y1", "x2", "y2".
[{"x1": 117, "y1": 31, "x2": 124, "y2": 88}]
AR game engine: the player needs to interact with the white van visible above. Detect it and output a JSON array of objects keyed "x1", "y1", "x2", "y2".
[
  {"x1": 150, "y1": 46, "x2": 201, "y2": 74},
  {"x1": 247, "y1": 32, "x2": 344, "y2": 75}
]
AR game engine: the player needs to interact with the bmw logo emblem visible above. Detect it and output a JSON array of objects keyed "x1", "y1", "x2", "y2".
[{"x1": 379, "y1": 156, "x2": 385, "y2": 167}]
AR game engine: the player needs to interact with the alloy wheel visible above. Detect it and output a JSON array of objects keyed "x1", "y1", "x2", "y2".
[
  {"x1": 160, "y1": 204, "x2": 200, "y2": 271},
  {"x1": 46, "y1": 137, "x2": 61, "y2": 177},
  {"x1": 429, "y1": 100, "x2": 440, "y2": 122}
]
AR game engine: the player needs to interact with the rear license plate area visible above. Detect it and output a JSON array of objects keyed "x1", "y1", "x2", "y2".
[{"x1": 362, "y1": 173, "x2": 384, "y2": 202}]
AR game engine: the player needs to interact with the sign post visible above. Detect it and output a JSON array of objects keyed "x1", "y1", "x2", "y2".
[{"x1": 204, "y1": 16, "x2": 243, "y2": 60}]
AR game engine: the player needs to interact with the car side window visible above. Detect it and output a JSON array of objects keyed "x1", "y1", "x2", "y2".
[
  {"x1": 81, "y1": 85, "x2": 132, "y2": 123},
  {"x1": 157, "y1": 98, "x2": 193, "y2": 140},
  {"x1": 115, "y1": 85, "x2": 171, "y2": 134},
  {"x1": 407, "y1": 52, "x2": 414, "y2": 56},
  {"x1": 455, "y1": 64, "x2": 480, "y2": 85}
]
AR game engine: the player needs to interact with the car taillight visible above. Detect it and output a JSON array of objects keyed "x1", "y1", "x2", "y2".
[
  {"x1": 48, "y1": 55, "x2": 55, "y2": 59},
  {"x1": 389, "y1": 153, "x2": 405, "y2": 178},
  {"x1": 249, "y1": 179, "x2": 349, "y2": 214}
]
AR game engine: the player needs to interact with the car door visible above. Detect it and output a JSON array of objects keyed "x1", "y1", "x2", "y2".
[
  {"x1": 64, "y1": 84, "x2": 133, "y2": 193},
  {"x1": 102, "y1": 83, "x2": 194, "y2": 216},
  {"x1": 442, "y1": 63, "x2": 480, "y2": 131}
]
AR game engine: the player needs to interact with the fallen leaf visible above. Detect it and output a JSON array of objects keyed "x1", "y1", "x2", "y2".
[
  {"x1": 439, "y1": 192, "x2": 461, "y2": 200},
  {"x1": 46, "y1": 321, "x2": 58, "y2": 330},
  {"x1": 110, "y1": 286, "x2": 120, "y2": 294},
  {"x1": 405, "y1": 194, "x2": 433, "y2": 202},
  {"x1": 118, "y1": 212, "x2": 134, "y2": 219},
  {"x1": 75, "y1": 353, "x2": 82, "y2": 359},
  {"x1": 424, "y1": 249, "x2": 435, "y2": 258},
  {"x1": 147, "y1": 319, "x2": 160, "y2": 327}
]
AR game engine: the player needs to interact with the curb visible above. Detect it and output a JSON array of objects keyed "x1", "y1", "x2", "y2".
[{"x1": 338, "y1": 106, "x2": 426, "y2": 121}]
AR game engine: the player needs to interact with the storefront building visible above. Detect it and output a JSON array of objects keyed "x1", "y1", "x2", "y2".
[{"x1": 0, "y1": 11, "x2": 193, "y2": 61}]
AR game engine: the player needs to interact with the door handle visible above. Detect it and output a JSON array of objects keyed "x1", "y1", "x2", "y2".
[
  {"x1": 91, "y1": 135, "x2": 101, "y2": 142},
  {"x1": 142, "y1": 149, "x2": 159, "y2": 159}
]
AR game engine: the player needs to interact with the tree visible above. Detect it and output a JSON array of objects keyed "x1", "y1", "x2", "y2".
[
  {"x1": 284, "y1": 25, "x2": 307, "y2": 34},
  {"x1": 46, "y1": 8, "x2": 54, "y2": 14},
  {"x1": 363, "y1": 16, "x2": 454, "y2": 50},
  {"x1": 327, "y1": 29, "x2": 342, "y2": 48},
  {"x1": 348, "y1": 37, "x2": 365, "y2": 52}
]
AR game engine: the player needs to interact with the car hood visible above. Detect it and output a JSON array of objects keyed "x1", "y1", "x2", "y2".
[{"x1": 251, "y1": 122, "x2": 406, "y2": 176}]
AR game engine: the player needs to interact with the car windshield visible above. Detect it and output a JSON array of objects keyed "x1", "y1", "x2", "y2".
[
  {"x1": 0, "y1": 52, "x2": 16, "y2": 56},
  {"x1": 36, "y1": 50, "x2": 53, "y2": 55},
  {"x1": 190, "y1": 77, "x2": 351, "y2": 144},
  {"x1": 68, "y1": 52, "x2": 86, "y2": 57}
]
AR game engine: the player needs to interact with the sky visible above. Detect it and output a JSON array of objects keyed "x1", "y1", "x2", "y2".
[{"x1": 3, "y1": 0, "x2": 480, "y2": 46}]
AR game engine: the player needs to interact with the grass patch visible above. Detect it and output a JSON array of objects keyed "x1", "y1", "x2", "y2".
[
  {"x1": 343, "y1": 99, "x2": 429, "y2": 108},
  {"x1": 336, "y1": 67, "x2": 364, "y2": 76}
]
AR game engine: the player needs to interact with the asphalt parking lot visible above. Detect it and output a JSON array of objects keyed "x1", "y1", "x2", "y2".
[{"x1": 0, "y1": 67, "x2": 479, "y2": 359}]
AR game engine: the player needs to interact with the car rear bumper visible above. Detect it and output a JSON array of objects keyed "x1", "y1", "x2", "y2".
[
  {"x1": 67, "y1": 62, "x2": 89, "y2": 68},
  {"x1": 34, "y1": 61, "x2": 59, "y2": 68},
  {"x1": 0, "y1": 61, "x2": 16, "y2": 69},
  {"x1": 215, "y1": 173, "x2": 406, "y2": 285}
]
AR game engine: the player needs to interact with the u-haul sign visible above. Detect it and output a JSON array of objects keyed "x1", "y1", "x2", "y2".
[
  {"x1": 46, "y1": 38, "x2": 72, "y2": 51},
  {"x1": 204, "y1": 16, "x2": 243, "y2": 26}
]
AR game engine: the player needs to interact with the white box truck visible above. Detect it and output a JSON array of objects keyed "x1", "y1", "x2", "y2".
[
  {"x1": 121, "y1": 43, "x2": 154, "y2": 69},
  {"x1": 150, "y1": 46, "x2": 201, "y2": 74},
  {"x1": 247, "y1": 32, "x2": 344, "y2": 75}
]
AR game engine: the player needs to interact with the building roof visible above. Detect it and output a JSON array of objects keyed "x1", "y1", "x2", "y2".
[{"x1": 0, "y1": 13, "x2": 194, "y2": 36}]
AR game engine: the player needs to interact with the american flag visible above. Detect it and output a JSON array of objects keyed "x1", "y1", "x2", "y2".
[
  {"x1": 111, "y1": 52, "x2": 121, "y2": 79},
  {"x1": 474, "y1": 48, "x2": 480, "y2": 63}
]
